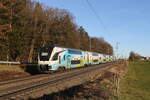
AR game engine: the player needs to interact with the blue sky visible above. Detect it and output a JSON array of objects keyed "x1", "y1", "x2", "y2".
[{"x1": 35, "y1": 0, "x2": 150, "y2": 58}]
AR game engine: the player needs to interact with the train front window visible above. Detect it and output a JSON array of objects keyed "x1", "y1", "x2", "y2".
[
  {"x1": 52, "y1": 50, "x2": 65, "y2": 61},
  {"x1": 52, "y1": 53, "x2": 59, "y2": 61},
  {"x1": 39, "y1": 46, "x2": 54, "y2": 61}
]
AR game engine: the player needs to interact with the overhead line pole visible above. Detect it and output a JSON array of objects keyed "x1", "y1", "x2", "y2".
[{"x1": 90, "y1": 38, "x2": 91, "y2": 51}]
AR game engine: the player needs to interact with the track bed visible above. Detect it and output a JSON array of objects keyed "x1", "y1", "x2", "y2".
[{"x1": 0, "y1": 62, "x2": 119, "y2": 100}]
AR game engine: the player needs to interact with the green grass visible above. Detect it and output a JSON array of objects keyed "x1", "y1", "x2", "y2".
[{"x1": 119, "y1": 61, "x2": 150, "y2": 100}]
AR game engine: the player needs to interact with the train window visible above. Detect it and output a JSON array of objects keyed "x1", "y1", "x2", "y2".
[
  {"x1": 39, "y1": 46, "x2": 54, "y2": 61},
  {"x1": 52, "y1": 53, "x2": 59, "y2": 61},
  {"x1": 93, "y1": 59, "x2": 98, "y2": 62},
  {"x1": 68, "y1": 49, "x2": 82, "y2": 55},
  {"x1": 52, "y1": 50, "x2": 65, "y2": 61},
  {"x1": 92, "y1": 53, "x2": 98, "y2": 56},
  {"x1": 64, "y1": 55, "x2": 65, "y2": 60},
  {"x1": 71, "y1": 60, "x2": 80, "y2": 64}
]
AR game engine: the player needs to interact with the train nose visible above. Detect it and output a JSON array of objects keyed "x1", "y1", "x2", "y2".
[
  {"x1": 39, "y1": 65, "x2": 51, "y2": 71},
  {"x1": 47, "y1": 65, "x2": 52, "y2": 70}
]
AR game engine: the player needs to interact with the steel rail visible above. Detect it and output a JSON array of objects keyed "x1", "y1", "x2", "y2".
[
  {"x1": 0, "y1": 63, "x2": 109, "y2": 88},
  {"x1": 0, "y1": 63, "x2": 115, "y2": 100},
  {"x1": 0, "y1": 74, "x2": 46, "y2": 86}
]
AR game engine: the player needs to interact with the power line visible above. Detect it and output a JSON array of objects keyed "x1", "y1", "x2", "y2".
[{"x1": 85, "y1": 0, "x2": 110, "y2": 36}]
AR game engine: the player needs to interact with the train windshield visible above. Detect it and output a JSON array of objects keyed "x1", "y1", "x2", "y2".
[{"x1": 39, "y1": 46, "x2": 54, "y2": 61}]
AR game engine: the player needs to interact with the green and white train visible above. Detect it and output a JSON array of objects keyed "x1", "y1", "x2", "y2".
[{"x1": 38, "y1": 45, "x2": 114, "y2": 73}]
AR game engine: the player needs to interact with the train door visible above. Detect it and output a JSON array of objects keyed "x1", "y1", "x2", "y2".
[
  {"x1": 80, "y1": 55, "x2": 84, "y2": 66},
  {"x1": 99, "y1": 56, "x2": 102, "y2": 63},
  {"x1": 67, "y1": 55, "x2": 71, "y2": 69}
]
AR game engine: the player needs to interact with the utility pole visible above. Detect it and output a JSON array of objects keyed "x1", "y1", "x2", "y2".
[
  {"x1": 108, "y1": 47, "x2": 109, "y2": 55},
  {"x1": 116, "y1": 42, "x2": 119, "y2": 60},
  {"x1": 89, "y1": 38, "x2": 91, "y2": 51}
]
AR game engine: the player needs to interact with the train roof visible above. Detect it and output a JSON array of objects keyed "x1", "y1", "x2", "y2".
[
  {"x1": 40, "y1": 45, "x2": 83, "y2": 52},
  {"x1": 40, "y1": 45, "x2": 112, "y2": 56}
]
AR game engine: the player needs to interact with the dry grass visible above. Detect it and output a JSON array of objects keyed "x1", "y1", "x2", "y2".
[
  {"x1": 0, "y1": 64, "x2": 24, "y2": 72},
  {"x1": 119, "y1": 61, "x2": 150, "y2": 100},
  {"x1": 0, "y1": 64, "x2": 30, "y2": 81}
]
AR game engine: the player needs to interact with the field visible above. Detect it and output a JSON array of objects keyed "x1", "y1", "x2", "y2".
[
  {"x1": 119, "y1": 61, "x2": 150, "y2": 100},
  {"x1": 0, "y1": 64, "x2": 29, "y2": 81},
  {"x1": 0, "y1": 64, "x2": 24, "y2": 72}
]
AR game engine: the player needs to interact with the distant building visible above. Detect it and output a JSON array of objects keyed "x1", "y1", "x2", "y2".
[
  {"x1": 139, "y1": 57, "x2": 146, "y2": 61},
  {"x1": 145, "y1": 57, "x2": 150, "y2": 61}
]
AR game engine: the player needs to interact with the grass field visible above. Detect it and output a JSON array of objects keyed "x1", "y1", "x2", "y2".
[
  {"x1": 0, "y1": 64, "x2": 24, "y2": 72},
  {"x1": 119, "y1": 61, "x2": 150, "y2": 100}
]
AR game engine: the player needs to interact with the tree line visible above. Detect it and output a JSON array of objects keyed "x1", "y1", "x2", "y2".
[
  {"x1": 0, "y1": 0, "x2": 113, "y2": 62},
  {"x1": 129, "y1": 51, "x2": 145, "y2": 61}
]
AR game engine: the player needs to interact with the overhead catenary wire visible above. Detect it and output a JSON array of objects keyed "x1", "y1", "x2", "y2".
[{"x1": 85, "y1": 0, "x2": 110, "y2": 37}]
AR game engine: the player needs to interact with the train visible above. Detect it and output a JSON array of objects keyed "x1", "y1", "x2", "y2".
[{"x1": 38, "y1": 45, "x2": 114, "y2": 73}]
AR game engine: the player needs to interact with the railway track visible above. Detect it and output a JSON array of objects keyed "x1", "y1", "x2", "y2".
[
  {"x1": 0, "y1": 64, "x2": 100, "y2": 90},
  {"x1": 0, "y1": 64, "x2": 93, "y2": 90},
  {"x1": 0, "y1": 74, "x2": 46, "y2": 86},
  {"x1": 0, "y1": 63, "x2": 117, "y2": 100}
]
